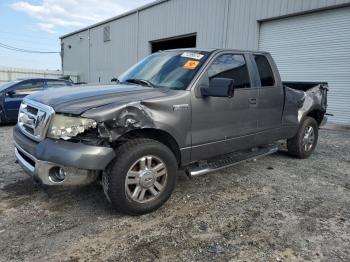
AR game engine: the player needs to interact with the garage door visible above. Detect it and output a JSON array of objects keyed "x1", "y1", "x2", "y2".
[{"x1": 259, "y1": 7, "x2": 350, "y2": 125}]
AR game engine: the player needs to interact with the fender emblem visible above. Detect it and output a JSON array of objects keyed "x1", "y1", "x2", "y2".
[{"x1": 173, "y1": 104, "x2": 189, "y2": 111}]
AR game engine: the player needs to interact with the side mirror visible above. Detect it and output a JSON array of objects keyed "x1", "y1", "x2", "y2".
[
  {"x1": 201, "y1": 78, "x2": 234, "y2": 98},
  {"x1": 6, "y1": 90, "x2": 16, "y2": 97}
]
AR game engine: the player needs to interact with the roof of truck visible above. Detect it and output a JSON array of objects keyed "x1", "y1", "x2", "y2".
[{"x1": 162, "y1": 48, "x2": 270, "y2": 55}]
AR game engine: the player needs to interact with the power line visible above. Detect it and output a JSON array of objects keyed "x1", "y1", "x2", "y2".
[
  {"x1": 0, "y1": 42, "x2": 60, "y2": 54},
  {"x1": 0, "y1": 34, "x2": 59, "y2": 47},
  {"x1": 0, "y1": 30, "x2": 58, "y2": 41}
]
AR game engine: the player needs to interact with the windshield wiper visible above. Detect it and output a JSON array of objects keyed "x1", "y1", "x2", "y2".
[{"x1": 125, "y1": 78, "x2": 155, "y2": 88}]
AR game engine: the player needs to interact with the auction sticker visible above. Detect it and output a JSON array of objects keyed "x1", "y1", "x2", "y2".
[
  {"x1": 181, "y1": 52, "x2": 204, "y2": 60},
  {"x1": 183, "y1": 60, "x2": 200, "y2": 70}
]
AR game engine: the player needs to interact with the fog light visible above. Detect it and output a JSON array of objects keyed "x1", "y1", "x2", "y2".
[
  {"x1": 49, "y1": 167, "x2": 66, "y2": 182},
  {"x1": 57, "y1": 168, "x2": 66, "y2": 180}
]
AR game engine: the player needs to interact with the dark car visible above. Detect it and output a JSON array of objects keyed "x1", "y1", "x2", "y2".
[
  {"x1": 13, "y1": 49, "x2": 328, "y2": 215},
  {"x1": 0, "y1": 78, "x2": 73, "y2": 124}
]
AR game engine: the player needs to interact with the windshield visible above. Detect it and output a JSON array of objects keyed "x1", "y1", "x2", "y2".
[
  {"x1": 118, "y1": 50, "x2": 209, "y2": 90},
  {"x1": 0, "y1": 80, "x2": 20, "y2": 92}
]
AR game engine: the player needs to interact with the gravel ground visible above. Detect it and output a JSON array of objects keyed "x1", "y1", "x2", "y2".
[{"x1": 0, "y1": 125, "x2": 349, "y2": 262}]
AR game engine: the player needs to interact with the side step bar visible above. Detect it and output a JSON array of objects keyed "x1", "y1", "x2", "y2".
[{"x1": 187, "y1": 146, "x2": 278, "y2": 177}]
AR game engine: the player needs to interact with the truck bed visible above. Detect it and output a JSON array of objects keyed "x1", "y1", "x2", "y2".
[{"x1": 283, "y1": 81, "x2": 328, "y2": 125}]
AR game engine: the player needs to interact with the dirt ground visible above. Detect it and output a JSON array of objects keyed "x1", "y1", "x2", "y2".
[{"x1": 0, "y1": 125, "x2": 349, "y2": 262}]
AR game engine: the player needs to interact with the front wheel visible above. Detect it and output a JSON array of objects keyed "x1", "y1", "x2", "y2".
[
  {"x1": 102, "y1": 138, "x2": 178, "y2": 215},
  {"x1": 287, "y1": 117, "x2": 319, "y2": 159}
]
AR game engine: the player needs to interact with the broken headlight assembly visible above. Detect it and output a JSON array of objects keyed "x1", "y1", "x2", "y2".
[{"x1": 47, "y1": 115, "x2": 97, "y2": 140}]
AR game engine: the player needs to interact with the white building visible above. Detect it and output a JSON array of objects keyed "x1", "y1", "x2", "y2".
[{"x1": 60, "y1": 0, "x2": 350, "y2": 124}]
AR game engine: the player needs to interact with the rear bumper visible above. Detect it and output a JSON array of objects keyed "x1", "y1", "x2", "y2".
[{"x1": 13, "y1": 126, "x2": 116, "y2": 186}]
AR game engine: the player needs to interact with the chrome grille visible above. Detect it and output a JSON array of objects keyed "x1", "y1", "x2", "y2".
[{"x1": 18, "y1": 99, "x2": 55, "y2": 142}]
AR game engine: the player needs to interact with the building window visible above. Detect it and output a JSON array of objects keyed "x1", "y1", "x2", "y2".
[{"x1": 103, "y1": 25, "x2": 111, "y2": 42}]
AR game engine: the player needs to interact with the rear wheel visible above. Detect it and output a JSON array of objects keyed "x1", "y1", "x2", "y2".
[
  {"x1": 102, "y1": 138, "x2": 177, "y2": 215},
  {"x1": 287, "y1": 117, "x2": 318, "y2": 159}
]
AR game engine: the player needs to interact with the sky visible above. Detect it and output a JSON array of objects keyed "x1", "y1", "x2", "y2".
[{"x1": 0, "y1": 0, "x2": 153, "y2": 70}]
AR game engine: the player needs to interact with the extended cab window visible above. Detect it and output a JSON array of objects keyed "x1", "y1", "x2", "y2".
[
  {"x1": 254, "y1": 55, "x2": 275, "y2": 87},
  {"x1": 207, "y1": 54, "x2": 251, "y2": 89}
]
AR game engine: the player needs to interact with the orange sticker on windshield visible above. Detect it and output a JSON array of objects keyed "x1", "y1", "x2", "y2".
[{"x1": 183, "y1": 60, "x2": 200, "y2": 70}]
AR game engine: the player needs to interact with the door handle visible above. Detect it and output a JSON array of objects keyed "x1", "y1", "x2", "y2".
[{"x1": 249, "y1": 98, "x2": 257, "y2": 105}]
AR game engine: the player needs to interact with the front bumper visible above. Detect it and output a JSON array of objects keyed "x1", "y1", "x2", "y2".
[{"x1": 13, "y1": 126, "x2": 116, "y2": 186}]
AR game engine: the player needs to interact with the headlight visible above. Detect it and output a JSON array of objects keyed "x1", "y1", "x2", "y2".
[{"x1": 47, "y1": 115, "x2": 97, "y2": 140}]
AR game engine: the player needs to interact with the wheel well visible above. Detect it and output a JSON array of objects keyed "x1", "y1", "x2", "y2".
[
  {"x1": 115, "y1": 129, "x2": 181, "y2": 165},
  {"x1": 307, "y1": 109, "x2": 325, "y2": 126}
]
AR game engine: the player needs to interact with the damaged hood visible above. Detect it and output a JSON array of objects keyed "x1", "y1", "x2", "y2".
[{"x1": 27, "y1": 84, "x2": 169, "y2": 115}]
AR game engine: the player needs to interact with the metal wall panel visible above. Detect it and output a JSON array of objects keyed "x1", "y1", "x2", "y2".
[
  {"x1": 225, "y1": 0, "x2": 350, "y2": 50},
  {"x1": 137, "y1": 0, "x2": 227, "y2": 59},
  {"x1": 61, "y1": 30, "x2": 90, "y2": 82},
  {"x1": 89, "y1": 13, "x2": 138, "y2": 84},
  {"x1": 259, "y1": 7, "x2": 350, "y2": 124},
  {"x1": 61, "y1": 0, "x2": 350, "y2": 83}
]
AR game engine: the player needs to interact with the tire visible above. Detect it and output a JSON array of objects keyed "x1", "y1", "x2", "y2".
[
  {"x1": 287, "y1": 117, "x2": 319, "y2": 159},
  {"x1": 102, "y1": 138, "x2": 178, "y2": 215}
]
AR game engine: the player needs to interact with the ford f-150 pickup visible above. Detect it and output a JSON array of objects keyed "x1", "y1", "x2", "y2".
[{"x1": 13, "y1": 49, "x2": 328, "y2": 215}]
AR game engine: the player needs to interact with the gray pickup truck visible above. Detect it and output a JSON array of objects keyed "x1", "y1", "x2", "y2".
[{"x1": 13, "y1": 49, "x2": 328, "y2": 215}]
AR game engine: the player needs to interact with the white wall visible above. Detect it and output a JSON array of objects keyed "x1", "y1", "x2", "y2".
[
  {"x1": 0, "y1": 66, "x2": 78, "y2": 84},
  {"x1": 61, "y1": 30, "x2": 90, "y2": 82}
]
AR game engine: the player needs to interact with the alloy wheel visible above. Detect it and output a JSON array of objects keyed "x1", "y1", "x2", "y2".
[
  {"x1": 303, "y1": 126, "x2": 315, "y2": 151},
  {"x1": 125, "y1": 155, "x2": 168, "y2": 203}
]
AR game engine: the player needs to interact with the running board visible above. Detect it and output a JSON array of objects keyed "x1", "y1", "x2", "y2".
[{"x1": 188, "y1": 146, "x2": 278, "y2": 177}]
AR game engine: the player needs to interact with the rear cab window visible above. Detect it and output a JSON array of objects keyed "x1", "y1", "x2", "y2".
[{"x1": 254, "y1": 55, "x2": 275, "y2": 87}]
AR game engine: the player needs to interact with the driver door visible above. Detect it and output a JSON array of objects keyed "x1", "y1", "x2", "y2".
[{"x1": 191, "y1": 53, "x2": 259, "y2": 161}]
